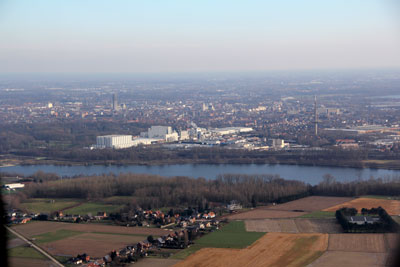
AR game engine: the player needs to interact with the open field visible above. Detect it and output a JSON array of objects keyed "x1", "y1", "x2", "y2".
[
  {"x1": 172, "y1": 221, "x2": 264, "y2": 259},
  {"x1": 63, "y1": 202, "x2": 123, "y2": 215},
  {"x1": 308, "y1": 251, "x2": 389, "y2": 267},
  {"x1": 9, "y1": 258, "x2": 54, "y2": 267},
  {"x1": 12, "y1": 221, "x2": 167, "y2": 237},
  {"x1": 327, "y1": 234, "x2": 387, "y2": 253},
  {"x1": 42, "y1": 233, "x2": 146, "y2": 257},
  {"x1": 8, "y1": 245, "x2": 47, "y2": 260},
  {"x1": 32, "y1": 229, "x2": 82, "y2": 244},
  {"x1": 266, "y1": 196, "x2": 353, "y2": 212},
  {"x1": 11, "y1": 221, "x2": 164, "y2": 258},
  {"x1": 384, "y1": 233, "x2": 400, "y2": 251},
  {"x1": 362, "y1": 195, "x2": 400, "y2": 200},
  {"x1": 7, "y1": 238, "x2": 26, "y2": 249},
  {"x1": 19, "y1": 198, "x2": 125, "y2": 215},
  {"x1": 129, "y1": 258, "x2": 181, "y2": 267},
  {"x1": 193, "y1": 221, "x2": 265, "y2": 248},
  {"x1": 227, "y1": 196, "x2": 353, "y2": 220},
  {"x1": 20, "y1": 198, "x2": 82, "y2": 214},
  {"x1": 245, "y1": 219, "x2": 341, "y2": 233},
  {"x1": 323, "y1": 197, "x2": 400, "y2": 215},
  {"x1": 227, "y1": 209, "x2": 307, "y2": 219},
  {"x1": 298, "y1": 211, "x2": 335, "y2": 219},
  {"x1": 175, "y1": 233, "x2": 328, "y2": 267}
]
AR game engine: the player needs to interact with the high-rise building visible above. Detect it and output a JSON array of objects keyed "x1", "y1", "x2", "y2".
[{"x1": 112, "y1": 93, "x2": 119, "y2": 111}]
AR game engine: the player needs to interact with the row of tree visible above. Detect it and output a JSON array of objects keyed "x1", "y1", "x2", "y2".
[
  {"x1": 23, "y1": 173, "x2": 310, "y2": 209},
  {"x1": 18, "y1": 172, "x2": 400, "y2": 210}
]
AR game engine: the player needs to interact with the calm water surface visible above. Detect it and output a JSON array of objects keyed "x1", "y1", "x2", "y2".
[{"x1": 2, "y1": 164, "x2": 400, "y2": 185}]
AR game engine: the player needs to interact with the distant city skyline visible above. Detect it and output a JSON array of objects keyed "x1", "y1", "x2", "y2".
[{"x1": 1, "y1": 0, "x2": 400, "y2": 73}]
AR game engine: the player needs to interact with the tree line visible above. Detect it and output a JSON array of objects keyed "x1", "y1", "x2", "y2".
[
  {"x1": 22, "y1": 173, "x2": 309, "y2": 209},
  {"x1": 15, "y1": 172, "x2": 400, "y2": 210}
]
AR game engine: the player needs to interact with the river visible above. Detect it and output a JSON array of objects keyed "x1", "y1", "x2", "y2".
[{"x1": 1, "y1": 163, "x2": 400, "y2": 185}]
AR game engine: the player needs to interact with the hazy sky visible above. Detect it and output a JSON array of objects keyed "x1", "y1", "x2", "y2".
[{"x1": 0, "y1": 0, "x2": 400, "y2": 73}]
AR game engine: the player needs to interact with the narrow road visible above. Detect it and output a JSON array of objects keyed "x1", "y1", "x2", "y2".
[{"x1": 6, "y1": 226, "x2": 64, "y2": 267}]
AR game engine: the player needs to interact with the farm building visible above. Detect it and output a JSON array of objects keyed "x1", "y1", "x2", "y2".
[{"x1": 347, "y1": 216, "x2": 380, "y2": 225}]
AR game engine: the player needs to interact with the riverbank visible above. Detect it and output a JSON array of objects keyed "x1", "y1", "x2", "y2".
[
  {"x1": 1, "y1": 155, "x2": 400, "y2": 171},
  {"x1": 2, "y1": 160, "x2": 400, "y2": 185}
]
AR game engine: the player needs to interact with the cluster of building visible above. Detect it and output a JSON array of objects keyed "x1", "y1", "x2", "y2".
[
  {"x1": 2, "y1": 76, "x2": 400, "y2": 154},
  {"x1": 6, "y1": 210, "x2": 33, "y2": 225},
  {"x1": 92, "y1": 125, "x2": 257, "y2": 150}
]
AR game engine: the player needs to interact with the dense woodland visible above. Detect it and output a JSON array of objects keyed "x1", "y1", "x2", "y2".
[
  {"x1": 9, "y1": 172, "x2": 400, "y2": 209},
  {"x1": 22, "y1": 174, "x2": 310, "y2": 208}
]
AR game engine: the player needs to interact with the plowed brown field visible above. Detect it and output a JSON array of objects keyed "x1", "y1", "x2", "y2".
[
  {"x1": 174, "y1": 233, "x2": 328, "y2": 267},
  {"x1": 12, "y1": 221, "x2": 167, "y2": 237},
  {"x1": 266, "y1": 196, "x2": 353, "y2": 212},
  {"x1": 227, "y1": 196, "x2": 353, "y2": 220},
  {"x1": 385, "y1": 233, "x2": 400, "y2": 250},
  {"x1": 323, "y1": 198, "x2": 400, "y2": 215},
  {"x1": 42, "y1": 233, "x2": 145, "y2": 257},
  {"x1": 9, "y1": 258, "x2": 54, "y2": 267},
  {"x1": 308, "y1": 251, "x2": 388, "y2": 267},
  {"x1": 328, "y1": 234, "x2": 387, "y2": 253},
  {"x1": 245, "y1": 219, "x2": 341, "y2": 233},
  {"x1": 227, "y1": 209, "x2": 306, "y2": 220}
]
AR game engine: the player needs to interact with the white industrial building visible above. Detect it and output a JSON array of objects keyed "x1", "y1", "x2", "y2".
[
  {"x1": 147, "y1": 126, "x2": 173, "y2": 138},
  {"x1": 141, "y1": 126, "x2": 179, "y2": 142},
  {"x1": 96, "y1": 135, "x2": 134, "y2": 149},
  {"x1": 131, "y1": 138, "x2": 160, "y2": 146},
  {"x1": 179, "y1": 130, "x2": 189, "y2": 141},
  {"x1": 3, "y1": 183, "x2": 25, "y2": 190},
  {"x1": 271, "y1": 139, "x2": 286, "y2": 149},
  {"x1": 210, "y1": 127, "x2": 253, "y2": 136}
]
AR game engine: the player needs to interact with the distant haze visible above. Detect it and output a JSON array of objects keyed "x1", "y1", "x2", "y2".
[{"x1": 0, "y1": 0, "x2": 400, "y2": 73}]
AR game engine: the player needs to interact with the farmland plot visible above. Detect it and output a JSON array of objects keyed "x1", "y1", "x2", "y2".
[
  {"x1": 42, "y1": 233, "x2": 145, "y2": 257},
  {"x1": 328, "y1": 234, "x2": 387, "y2": 253},
  {"x1": 266, "y1": 196, "x2": 353, "y2": 212},
  {"x1": 308, "y1": 251, "x2": 388, "y2": 267},
  {"x1": 245, "y1": 219, "x2": 341, "y2": 233},
  {"x1": 175, "y1": 233, "x2": 328, "y2": 267},
  {"x1": 228, "y1": 209, "x2": 306, "y2": 220},
  {"x1": 323, "y1": 198, "x2": 400, "y2": 215},
  {"x1": 13, "y1": 221, "x2": 167, "y2": 238}
]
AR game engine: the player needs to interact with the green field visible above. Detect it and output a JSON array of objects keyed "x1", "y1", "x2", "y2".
[
  {"x1": 298, "y1": 211, "x2": 335, "y2": 219},
  {"x1": 20, "y1": 198, "x2": 82, "y2": 214},
  {"x1": 7, "y1": 228, "x2": 17, "y2": 239},
  {"x1": 32, "y1": 229, "x2": 82, "y2": 244},
  {"x1": 8, "y1": 245, "x2": 47, "y2": 259},
  {"x1": 172, "y1": 221, "x2": 265, "y2": 259},
  {"x1": 102, "y1": 196, "x2": 134, "y2": 205},
  {"x1": 63, "y1": 202, "x2": 123, "y2": 215}
]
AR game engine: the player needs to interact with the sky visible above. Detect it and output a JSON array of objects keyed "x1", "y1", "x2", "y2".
[{"x1": 0, "y1": 0, "x2": 399, "y2": 73}]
